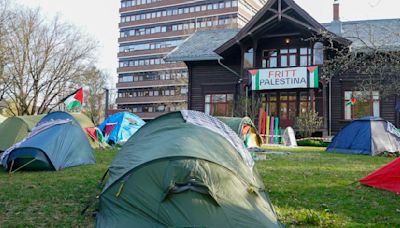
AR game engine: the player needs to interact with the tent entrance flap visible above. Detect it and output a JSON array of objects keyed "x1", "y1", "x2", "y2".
[{"x1": 7, "y1": 148, "x2": 53, "y2": 171}]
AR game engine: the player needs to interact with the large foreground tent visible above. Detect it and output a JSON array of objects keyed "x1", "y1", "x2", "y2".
[
  {"x1": 96, "y1": 111, "x2": 281, "y2": 227},
  {"x1": 360, "y1": 157, "x2": 400, "y2": 193},
  {"x1": 1, "y1": 112, "x2": 95, "y2": 171},
  {"x1": 326, "y1": 117, "x2": 400, "y2": 155},
  {"x1": 98, "y1": 112, "x2": 145, "y2": 145},
  {"x1": 0, "y1": 114, "x2": 45, "y2": 152},
  {"x1": 217, "y1": 116, "x2": 263, "y2": 148}
]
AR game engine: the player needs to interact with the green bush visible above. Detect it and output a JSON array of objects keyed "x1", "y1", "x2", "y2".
[{"x1": 297, "y1": 139, "x2": 328, "y2": 147}]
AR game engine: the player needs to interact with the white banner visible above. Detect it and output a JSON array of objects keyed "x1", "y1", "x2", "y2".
[{"x1": 249, "y1": 66, "x2": 319, "y2": 90}]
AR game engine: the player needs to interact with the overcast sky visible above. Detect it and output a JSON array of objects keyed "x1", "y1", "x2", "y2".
[{"x1": 16, "y1": 0, "x2": 400, "y2": 87}]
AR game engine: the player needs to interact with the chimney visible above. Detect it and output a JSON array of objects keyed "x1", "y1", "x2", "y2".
[
  {"x1": 329, "y1": 0, "x2": 343, "y2": 35},
  {"x1": 333, "y1": 0, "x2": 340, "y2": 21}
]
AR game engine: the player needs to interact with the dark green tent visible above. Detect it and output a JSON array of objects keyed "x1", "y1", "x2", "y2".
[
  {"x1": 0, "y1": 114, "x2": 6, "y2": 124},
  {"x1": 0, "y1": 115, "x2": 45, "y2": 152},
  {"x1": 218, "y1": 116, "x2": 263, "y2": 148},
  {"x1": 96, "y1": 111, "x2": 281, "y2": 227}
]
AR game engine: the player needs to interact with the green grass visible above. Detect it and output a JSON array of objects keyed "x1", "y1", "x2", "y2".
[
  {"x1": 262, "y1": 145, "x2": 327, "y2": 153},
  {"x1": 257, "y1": 150, "x2": 400, "y2": 227},
  {"x1": 0, "y1": 149, "x2": 118, "y2": 227},
  {"x1": 1, "y1": 148, "x2": 399, "y2": 227}
]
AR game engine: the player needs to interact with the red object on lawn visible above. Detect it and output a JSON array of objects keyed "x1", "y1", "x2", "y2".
[{"x1": 359, "y1": 157, "x2": 400, "y2": 193}]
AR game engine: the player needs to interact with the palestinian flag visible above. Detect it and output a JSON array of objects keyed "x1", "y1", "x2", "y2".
[
  {"x1": 104, "y1": 123, "x2": 117, "y2": 137},
  {"x1": 249, "y1": 69, "x2": 260, "y2": 91},
  {"x1": 308, "y1": 66, "x2": 319, "y2": 88},
  {"x1": 346, "y1": 97, "x2": 357, "y2": 106},
  {"x1": 85, "y1": 127, "x2": 104, "y2": 143},
  {"x1": 64, "y1": 88, "x2": 83, "y2": 110}
]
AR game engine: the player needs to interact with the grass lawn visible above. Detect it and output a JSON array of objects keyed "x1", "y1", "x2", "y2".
[{"x1": 1, "y1": 147, "x2": 399, "y2": 227}]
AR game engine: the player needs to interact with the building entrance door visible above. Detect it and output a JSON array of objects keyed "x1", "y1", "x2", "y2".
[
  {"x1": 263, "y1": 90, "x2": 316, "y2": 129},
  {"x1": 279, "y1": 92, "x2": 297, "y2": 128}
]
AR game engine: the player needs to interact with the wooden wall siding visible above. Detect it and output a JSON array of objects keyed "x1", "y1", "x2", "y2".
[
  {"x1": 330, "y1": 74, "x2": 397, "y2": 134},
  {"x1": 187, "y1": 60, "x2": 240, "y2": 112}
]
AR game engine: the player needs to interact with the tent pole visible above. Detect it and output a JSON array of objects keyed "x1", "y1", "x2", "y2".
[
  {"x1": 10, "y1": 158, "x2": 37, "y2": 175},
  {"x1": 8, "y1": 160, "x2": 14, "y2": 176}
]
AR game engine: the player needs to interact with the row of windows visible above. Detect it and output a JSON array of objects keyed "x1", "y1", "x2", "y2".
[
  {"x1": 118, "y1": 86, "x2": 188, "y2": 98},
  {"x1": 119, "y1": 70, "x2": 188, "y2": 82},
  {"x1": 120, "y1": 15, "x2": 237, "y2": 38},
  {"x1": 244, "y1": 42, "x2": 324, "y2": 69},
  {"x1": 121, "y1": 0, "x2": 238, "y2": 23},
  {"x1": 119, "y1": 39, "x2": 183, "y2": 53},
  {"x1": 262, "y1": 48, "x2": 313, "y2": 68},
  {"x1": 121, "y1": 0, "x2": 161, "y2": 8},
  {"x1": 119, "y1": 57, "x2": 177, "y2": 67},
  {"x1": 119, "y1": 103, "x2": 187, "y2": 113}
]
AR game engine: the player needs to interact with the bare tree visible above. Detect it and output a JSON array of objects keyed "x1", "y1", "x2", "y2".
[
  {"x1": 80, "y1": 66, "x2": 107, "y2": 125},
  {"x1": 2, "y1": 5, "x2": 97, "y2": 115},
  {"x1": 318, "y1": 23, "x2": 400, "y2": 98},
  {"x1": 0, "y1": 0, "x2": 12, "y2": 104}
]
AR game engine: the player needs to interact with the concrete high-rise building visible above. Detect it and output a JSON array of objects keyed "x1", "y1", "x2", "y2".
[{"x1": 117, "y1": 0, "x2": 267, "y2": 120}]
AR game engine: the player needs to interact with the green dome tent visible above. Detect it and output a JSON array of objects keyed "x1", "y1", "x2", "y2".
[
  {"x1": 1, "y1": 112, "x2": 95, "y2": 171},
  {"x1": 217, "y1": 116, "x2": 263, "y2": 148},
  {"x1": 0, "y1": 115, "x2": 45, "y2": 152},
  {"x1": 96, "y1": 111, "x2": 281, "y2": 227},
  {"x1": 0, "y1": 115, "x2": 6, "y2": 124}
]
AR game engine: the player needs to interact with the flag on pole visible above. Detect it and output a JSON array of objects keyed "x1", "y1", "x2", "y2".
[
  {"x1": 64, "y1": 88, "x2": 84, "y2": 110},
  {"x1": 346, "y1": 97, "x2": 357, "y2": 106}
]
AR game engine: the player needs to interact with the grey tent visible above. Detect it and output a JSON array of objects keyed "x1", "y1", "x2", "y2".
[
  {"x1": 1, "y1": 112, "x2": 95, "y2": 171},
  {"x1": 96, "y1": 111, "x2": 281, "y2": 227}
]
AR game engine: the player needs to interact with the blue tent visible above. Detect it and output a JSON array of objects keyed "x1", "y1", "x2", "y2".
[
  {"x1": 1, "y1": 112, "x2": 95, "y2": 171},
  {"x1": 38, "y1": 111, "x2": 80, "y2": 126},
  {"x1": 98, "y1": 112, "x2": 145, "y2": 145},
  {"x1": 327, "y1": 117, "x2": 400, "y2": 155}
]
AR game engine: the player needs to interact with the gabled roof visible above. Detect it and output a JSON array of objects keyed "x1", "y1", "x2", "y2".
[
  {"x1": 324, "y1": 19, "x2": 400, "y2": 52},
  {"x1": 164, "y1": 29, "x2": 239, "y2": 62},
  {"x1": 215, "y1": 0, "x2": 351, "y2": 54}
]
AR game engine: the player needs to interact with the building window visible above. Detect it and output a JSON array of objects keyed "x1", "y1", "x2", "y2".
[
  {"x1": 300, "y1": 48, "x2": 312, "y2": 66},
  {"x1": 313, "y1": 42, "x2": 324, "y2": 65},
  {"x1": 244, "y1": 48, "x2": 254, "y2": 69},
  {"x1": 263, "y1": 48, "x2": 311, "y2": 68},
  {"x1": 344, "y1": 91, "x2": 380, "y2": 120},
  {"x1": 280, "y1": 49, "x2": 297, "y2": 67},
  {"x1": 299, "y1": 91, "x2": 312, "y2": 113},
  {"x1": 204, "y1": 94, "x2": 234, "y2": 116},
  {"x1": 262, "y1": 50, "x2": 278, "y2": 68}
]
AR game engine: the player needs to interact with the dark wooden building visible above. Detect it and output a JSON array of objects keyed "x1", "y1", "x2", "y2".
[{"x1": 165, "y1": 0, "x2": 400, "y2": 136}]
